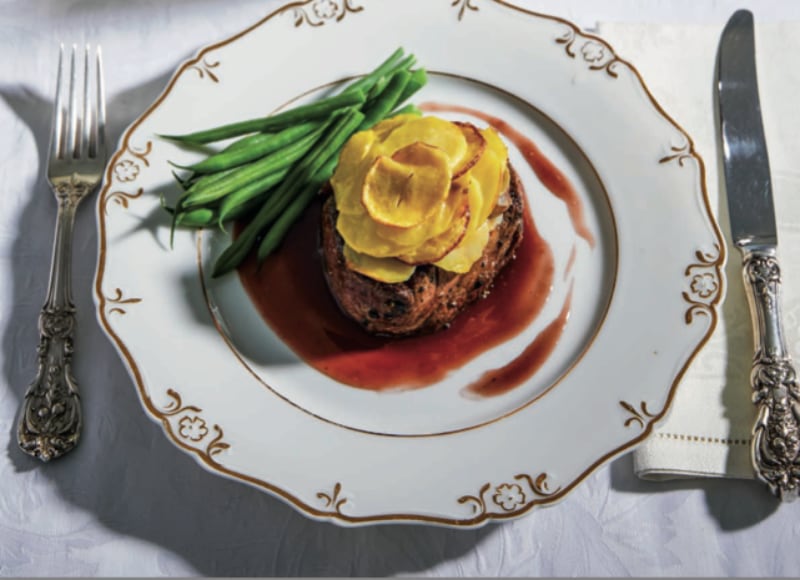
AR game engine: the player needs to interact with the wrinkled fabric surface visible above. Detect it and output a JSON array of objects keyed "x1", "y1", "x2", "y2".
[
  {"x1": 621, "y1": 19, "x2": 800, "y2": 482},
  {"x1": 1, "y1": 0, "x2": 799, "y2": 576}
]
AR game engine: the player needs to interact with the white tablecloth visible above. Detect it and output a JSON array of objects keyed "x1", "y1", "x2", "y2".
[{"x1": 2, "y1": 0, "x2": 799, "y2": 576}]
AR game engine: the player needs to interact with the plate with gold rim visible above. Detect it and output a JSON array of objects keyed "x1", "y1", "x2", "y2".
[{"x1": 94, "y1": 0, "x2": 725, "y2": 526}]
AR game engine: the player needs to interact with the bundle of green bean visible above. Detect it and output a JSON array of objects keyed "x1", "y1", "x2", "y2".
[{"x1": 161, "y1": 48, "x2": 428, "y2": 278}]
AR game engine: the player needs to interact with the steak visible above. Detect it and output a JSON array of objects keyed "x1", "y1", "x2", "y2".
[{"x1": 320, "y1": 163, "x2": 525, "y2": 337}]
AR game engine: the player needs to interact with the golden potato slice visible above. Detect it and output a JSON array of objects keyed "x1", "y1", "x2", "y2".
[
  {"x1": 483, "y1": 125, "x2": 508, "y2": 159},
  {"x1": 461, "y1": 174, "x2": 483, "y2": 234},
  {"x1": 396, "y1": 202, "x2": 470, "y2": 265},
  {"x1": 337, "y1": 211, "x2": 416, "y2": 257},
  {"x1": 343, "y1": 243, "x2": 416, "y2": 283},
  {"x1": 373, "y1": 178, "x2": 469, "y2": 248},
  {"x1": 434, "y1": 219, "x2": 493, "y2": 273},
  {"x1": 434, "y1": 221, "x2": 493, "y2": 274},
  {"x1": 338, "y1": 177, "x2": 470, "y2": 259},
  {"x1": 379, "y1": 116, "x2": 468, "y2": 172},
  {"x1": 331, "y1": 130, "x2": 378, "y2": 215},
  {"x1": 361, "y1": 142, "x2": 451, "y2": 228},
  {"x1": 371, "y1": 114, "x2": 417, "y2": 140},
  {"x1": 468, "y1": 128, "x2": 509, "y2": 224},
  {"x1": 451, "y1": 122, "x2": 486, "y2": 179},
  {"x1": 331, "y1": 117, "x2": 510, "y2": 268},
  {"x1": 433, "y1": 175, "x2": 488, "y2": 273}
]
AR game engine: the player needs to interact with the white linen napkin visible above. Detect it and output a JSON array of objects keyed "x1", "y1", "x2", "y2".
[{"x1": 592, "y1": 21, "x2": 800, "y2": 480}]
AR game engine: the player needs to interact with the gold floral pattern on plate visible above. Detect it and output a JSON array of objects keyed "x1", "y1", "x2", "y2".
[
  {"x1": 683, "y1": 245, "x2": 723, "y2": 324},
  {"x1": 155, "y1": 389, "x2": 231, "y2": 458},
  {"x1": 459, "y1": 472, "x2": 560, "y2": 518},
  {"x1": 113, "y1": 140, "x2": 153, "y2": 181},
  {"x1": 105, "y1": 140, "x2": 152, "y2": 213},
  {"x1": 293, "y1": 0, "x2": 363, "y2": 27},
  {"x1": 556, "y1": 28, "x2": 621, "y2": 78}
]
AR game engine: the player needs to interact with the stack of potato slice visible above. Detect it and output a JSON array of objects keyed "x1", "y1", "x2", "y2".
[{"x1": 331, "y1": 114, "x2": 510, "y2": 283}]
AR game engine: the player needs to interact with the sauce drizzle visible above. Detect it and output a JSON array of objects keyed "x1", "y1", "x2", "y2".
[
  {"x1": 419, "y1": 102, "x2": 596, "y2": 248},
  {"x1": 466, "y1": 284, "x2": 573, "y2": 398},
  {"x1": 236, "y1": 105, "x2": 589, "y2": 398},
  {"x1": 236, "y1": 201, "x2": 553, "y2": 392}
]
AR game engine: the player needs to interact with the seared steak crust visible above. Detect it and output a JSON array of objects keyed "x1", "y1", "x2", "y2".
[{"x1": 320, "y1": 164, "x2": 525, "y2": 337}]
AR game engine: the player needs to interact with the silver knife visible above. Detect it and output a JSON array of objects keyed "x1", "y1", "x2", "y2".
[{"x1": 718, "y1": 9, "x2": 799, "y2": 501}]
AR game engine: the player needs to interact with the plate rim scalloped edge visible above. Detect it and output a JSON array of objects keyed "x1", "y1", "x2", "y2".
[{"x1": 93, "y1": 0, "x2": 726, "y2": 527}]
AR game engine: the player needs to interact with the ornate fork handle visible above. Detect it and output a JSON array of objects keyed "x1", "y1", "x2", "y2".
[
  {"x1": 18, "y1": 184, "x2": 87, "y2": 461},
  {"x1": 742, "y1": 246, "x2": 800, "y2": 501}
]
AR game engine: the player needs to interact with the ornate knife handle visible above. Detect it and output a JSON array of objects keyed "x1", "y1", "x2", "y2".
[
  {"x1": 17, "y1": 198, "x2": 82, "y2": 461},
  {"x1": 741, "y1": 246, "x2": 799, "y2": 501}
]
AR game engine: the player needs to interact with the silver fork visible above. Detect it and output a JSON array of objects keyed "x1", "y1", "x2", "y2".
[{"x1": 17, "y1": 44, "x2": 107, "y2": 461}]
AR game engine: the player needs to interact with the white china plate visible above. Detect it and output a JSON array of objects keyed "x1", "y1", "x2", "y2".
[{"x1": 95, "y1": 0, "x2": 724, "y2": 527}]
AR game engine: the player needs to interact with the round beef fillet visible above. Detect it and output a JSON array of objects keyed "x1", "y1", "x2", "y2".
[{"x1": 320, "y1": 163, "x2": 525, "y2": 337}]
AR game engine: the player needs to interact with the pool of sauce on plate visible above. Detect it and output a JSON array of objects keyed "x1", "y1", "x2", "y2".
[{"x1": 237, "y1": 106, "x2": 589, "y2": 397}]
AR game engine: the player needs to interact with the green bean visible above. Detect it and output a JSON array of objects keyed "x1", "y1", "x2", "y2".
[
  {"x1": 358, "y1": 69, "x2": 411, "y2": 130},
  {"x1": 181, "y1": 124, "x2": 328, "y2": 209},
  {"x1": 177, "y1": 207, "x2": 217, "y2": 227},
  {"x1": 179, "y1": 166, "x2": 239, "y2": 192},
  {"x1": 219, "y1": 195, "x2": 264, "y2": 224},
  {"x1": 162, "y1": 202, "x2": 217, "y2": 226},
  {"x1": 163, "y1": 48, "x2": 431, "y2": 274},
  {"x1": 160, "y1": 90, "x2": 365, "y2": 145},
  {"x1": 343, "y1": 47, "x2": 405, "y2": 95},
  {"x1": 175, "y1": 121, "x2": 320, "y2": 173},
  {"x1": 393, "y1": 53, "x2": 417, "y2": 74},
  {"x1": 396, "y1": 67, "x2": 427, "y2": 105},
  {"x1": 212, "y1": 108, "x2": 365, "y2": 277},
  {"x1": 362, "y1": 54, "x2": 416, "y2": 103},
  {"x1": 216, "y1": 165, "x2": 291, "y2": 226},
  {"x1": 255, "y1": 157, "x2": 338, "y2": 261}
]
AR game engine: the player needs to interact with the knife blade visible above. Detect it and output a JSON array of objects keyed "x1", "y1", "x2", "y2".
[{"x1": 717, "y1": 9, "x2": 799, "y2": 502}]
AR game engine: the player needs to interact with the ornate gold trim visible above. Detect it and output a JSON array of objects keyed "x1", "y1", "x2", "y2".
[
  {"x1": 659, "y1": 142, "x2": 694, "y2": 167},
  {"x1": 105, "y1": 288, "x2": 142, "y2": 316},
  {"x1": 556, "y1": 28, "x2": 621, "y2": 78},
  {"x1": 317, "y1": 482, "x2": 349, "y2": 514},
  {"x1": 127, "y1": 141, "x2": 153, "y2": 168},
  {"x1": 112, "y1": 140, "x2": 152, "y2": 182},
  {"x1": 189, "y1": 59, "x2": 220, "y2": 83},
  {"x1": 155, "y1": 389, "x2": 231, "y2": 458},
  {"x1": 104, "y1": 188, "x2": 144, "y2": 214},
  {"x1": 106, "y1": 140, "x2": 151, "y2": 213},
  {"x1": 683, "y1": 245, "x2": 723, "y2": 324},
  {"x1": 293, "y1": 0, "x2": 363, "y2": 27},
  {"x1": 459, "y1": 472, "x2": 560, "y2": 517},
  {"x1": 620, "y1": 400, "x2": 656, "y2": 429},
  {"x1": 94, "y1": 0, "x2": 727, "y2": 527},
  {"x1": 452, "y1": 0, "x2": 479, "y2": 20}
]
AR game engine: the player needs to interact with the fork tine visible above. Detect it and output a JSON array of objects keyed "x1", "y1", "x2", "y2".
[
  {"x1": 95, "y1": 45, "x2": 107, "y2": 158},
  {"x1": 81, "y1": 44, "x2": 91, "y2": 159},
  {"x1": 66, "y1": 44, "x2": 79, "y2": 159},
  {"x1": 49, "y1": 44, "x2": 65, "y2": 161}
]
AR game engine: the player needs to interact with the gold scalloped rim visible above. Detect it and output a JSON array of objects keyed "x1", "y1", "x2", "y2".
[{"x1": 94, "y1": 0, "x2": 725, "y2": 527}]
